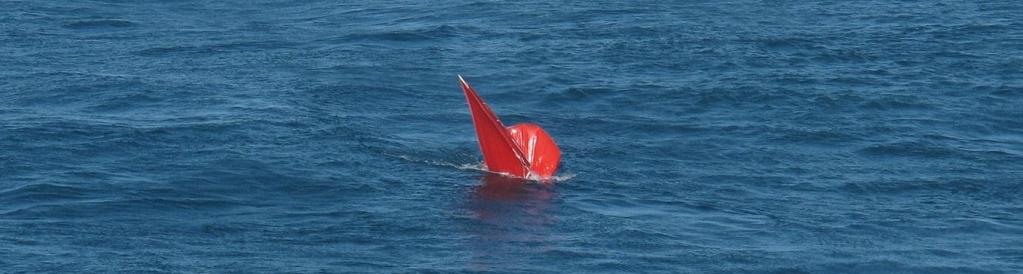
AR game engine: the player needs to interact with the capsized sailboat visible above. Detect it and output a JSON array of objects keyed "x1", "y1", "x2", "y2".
[{"x1": 458, "y1": 75, "x2": 560, "y2": 179}]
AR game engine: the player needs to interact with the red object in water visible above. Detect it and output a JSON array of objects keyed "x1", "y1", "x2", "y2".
[{"x1": 459, "y1": 75, "x2": 561, "y2": 178}]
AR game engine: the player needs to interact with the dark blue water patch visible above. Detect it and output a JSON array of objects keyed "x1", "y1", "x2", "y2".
[
  {"x1": 134, "y1": 40, "x2": 307, "y2": 57},
  {"x1": 62, "y1": 19, "x2": 138, "y2": 29}
]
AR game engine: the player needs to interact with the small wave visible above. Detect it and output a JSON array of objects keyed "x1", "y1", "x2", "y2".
[
  {"x1": 62, "y1": 19, "x2": 137, "y2": 29},
  {"x1": 393, "y1": 154, "x2": 486, "y2": 171},
  {"x1": 858, "y1": 95, "x2": 935, "y2": 111},
  {"x1": 392, "y1": 154, "x2": 575, "y2": 182},
  {"x1": 341, "y1": 25, "x2": 464, "y2": 43},
  {"x1": 858, "y1": 141, "x2": 959, "y2": 158},
  {"x1": 134, "y1": 45, "x2": 201, "y2": 57},
  {"x1": 0, "y1": 183, "x2": 88, "y2": 202},
  {"x1": 134, "y1": 40, "x2": 301, "y2": 57},
  {"x1": 527, "y1": 172, "x2": 576, "y2": 182}
]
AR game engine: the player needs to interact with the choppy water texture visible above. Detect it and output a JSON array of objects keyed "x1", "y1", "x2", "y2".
[{"x1": 2, "y1": 1, "x2": 1023, "y2": 273}]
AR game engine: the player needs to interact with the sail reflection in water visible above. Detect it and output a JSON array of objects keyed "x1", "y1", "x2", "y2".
[{"x1": 463, "y1": 174, "x2": 557, "y2": 271}]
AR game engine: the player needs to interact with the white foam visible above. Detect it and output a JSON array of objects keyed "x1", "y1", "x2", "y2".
[{"x1": 392, "y1": 154, "x2": 574, "y2": 183}]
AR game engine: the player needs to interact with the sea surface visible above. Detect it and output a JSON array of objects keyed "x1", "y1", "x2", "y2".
[{"x1": 2, "y1": 1, "x2": 1022, "y2": 273}]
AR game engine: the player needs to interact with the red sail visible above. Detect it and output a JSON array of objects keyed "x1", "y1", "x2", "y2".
[
  {"x1": 506, "y1": 123, "x2": 560, "y2": 178},
  {"x1": 459, "y1": 75, "x2": 530, "y2": 177}
]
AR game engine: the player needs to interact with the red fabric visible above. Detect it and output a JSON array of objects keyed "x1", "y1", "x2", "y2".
[
  {"x1": 506, "y1": 123, "x2": 561, "y2": 178},
  {"x1": 459, "y1": 76, "x2": 561, "y2": 178},
  {"x1": 460, "y1": 76, "x2": 529, "y2": 177}
]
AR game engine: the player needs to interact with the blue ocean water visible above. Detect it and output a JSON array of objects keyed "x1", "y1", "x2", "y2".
[{"x1": 2, "y1": 0, "x2": 1022, "y2": 273}]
